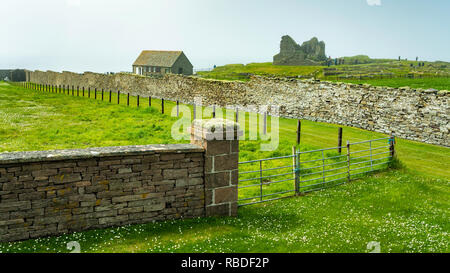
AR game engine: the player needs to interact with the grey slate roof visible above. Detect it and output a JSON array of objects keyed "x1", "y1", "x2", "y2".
[{"x1": 133, "y1": 50, "x2": 183, "y2": 67}]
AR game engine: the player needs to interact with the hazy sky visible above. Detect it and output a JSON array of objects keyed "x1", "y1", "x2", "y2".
[{"x1": 2, "y1": 0, "x2": 449, "y2": 73}]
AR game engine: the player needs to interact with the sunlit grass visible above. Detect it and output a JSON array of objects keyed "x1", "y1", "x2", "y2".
[
  {"x1": 196, "y1": 61, "x2": 450, "y2": 90},
  {"x1": 1, "y1": 168, "x2": 448, "y2": 253},
  {"x1": 0, "y1": 82, "x2": 448, "y2": 253},
  {"x1": 327, "y1": 77, "x2": 450, "y2": 90}
]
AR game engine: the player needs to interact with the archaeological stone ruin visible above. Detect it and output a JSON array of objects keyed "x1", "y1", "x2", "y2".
[{"x1": 273, "y1": 35, "x2": 327, "y2": 66}]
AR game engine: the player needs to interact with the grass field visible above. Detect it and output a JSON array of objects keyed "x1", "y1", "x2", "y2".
[
  {"x1": 326, "y1": 77, "x2": 450, "y2": 90},
  {"x1": 0, "y1": 82, "x2": 448, "y2": 253},
  {"x1": 196, "y1": 63, "x2": 323, "y2": 81},
  {"x1": 196, "y1": 61, "x2": 450, "y2": 90}
]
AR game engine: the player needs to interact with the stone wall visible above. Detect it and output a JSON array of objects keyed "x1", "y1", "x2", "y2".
[
  {"x1": 0, "y1": 70, "x2": 12, "y2": 80},
  {"x1": 0, "y1": 145, "x2": 203, "y2": 242},
  {"x1": 0, "y1": 119, "x2": 242, "y2": 242},
  {"x1": 190, "y1": 119, "x2": 242, "y2": 217},
  {"x1": 27, "y1": 70, "x2": 449, "y2": 147}
]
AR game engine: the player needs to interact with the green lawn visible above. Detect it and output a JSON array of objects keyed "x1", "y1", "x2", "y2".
[
  {"x1": 1, "y1": 168, "x2": 448, "y2": 253},
  {"x1": 326, "y1": 77, "x2": 450, "y2": 90},
  {"x1": 196, "y1": 61, "x2": 450, "y2": 90},
  {"x1": 0, "y1": 82, "x2": 448, "y2": 253},
  {"x1": 197, "y1": 62, "x2": 323, "y2": 81}
]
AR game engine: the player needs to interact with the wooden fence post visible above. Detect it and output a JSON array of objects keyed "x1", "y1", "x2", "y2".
[
  {"x1": 149, "y1": 96, "x2": 151, "y2": 107},
  {"x1": 338, "y1": 127, "x2": 343, "y2": 154},
  {"x1": 161, "y1": 98, "x2": 164, "y2": 114},
  {"x1": 101, "y1": 89, "x2": 104, "y2": 101},
  {"x1": 109, "y1": 90, "x2": 112, "y2": 103},
  {"x1": 297, "y1": 120, "x2": 301, "y2": 145},
  {"x1": 390, "y1": 132, "x2": 396, "y2": 158},
  {"x1": 82, "y1": 86, "x2": 84, "y2": 97},
  {"x1": 117, "y1": 91, "x2": 120, "y2": 104},
  {"x1": 127, "y1": 93, "x2": 130, "y2": 106},
  {"x1": 137, "y1": 95, "x2": 140, "y2": 107},
  {"x1": 212, "y1": 105, "x2": 216, "y2": 118},
  {"x1": 95, "y1": 88, "x2": 97, "y2": 99},
  {"x1": 88, "y1": 87, "x2": 90, "y2": 98},
  {"x1": 176, "y1": 101, "x2": 179, "y2": 117}
]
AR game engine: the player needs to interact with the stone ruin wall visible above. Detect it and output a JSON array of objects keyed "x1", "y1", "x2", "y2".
[
  {"x1": 28, "y1": 70, "x2": 449, "y2": 147},
  {"x1": 0, "y1": 118, "x2": 243, "y2": 242}
]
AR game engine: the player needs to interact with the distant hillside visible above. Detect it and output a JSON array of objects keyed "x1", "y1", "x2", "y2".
[
  {"x1": 195, "y1": 60, "x2": 450, "y2": 89},
  {"x1": 339, "y1": 55, "x2": 395, "y2": 65}
]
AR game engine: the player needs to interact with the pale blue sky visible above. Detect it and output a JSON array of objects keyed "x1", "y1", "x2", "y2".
[{"x1": 2, "y1": 0, "x2": 449, "y2": 72}]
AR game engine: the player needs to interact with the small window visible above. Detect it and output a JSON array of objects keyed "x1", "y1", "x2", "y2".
[{"x1": 156, "y1": 67, "x2": 161, "y2": 73}]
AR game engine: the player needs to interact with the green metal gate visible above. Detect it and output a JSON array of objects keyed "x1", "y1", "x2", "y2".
[{"x1": 238, "y1": 136, "x2": 395, "y2": 207}]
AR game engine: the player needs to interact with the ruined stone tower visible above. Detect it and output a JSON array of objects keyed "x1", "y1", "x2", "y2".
[{"x1": 273, "y1": 35, "x2": 327, "y2": 66}]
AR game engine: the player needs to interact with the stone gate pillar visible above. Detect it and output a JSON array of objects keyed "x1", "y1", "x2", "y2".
[{"x1": 191, "y1": 118, "x2": 242, "y2": 217}]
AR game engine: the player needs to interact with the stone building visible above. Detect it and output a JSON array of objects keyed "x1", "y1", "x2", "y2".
[
  {"x1": 273, "y1": 35, "x2": 327, "y2": 66},
  {"x1": 132, "y1": 50, "x2": 193, "y2": 76},
  {"x1": 0, "y1": 69, "x2": 26, "y2": 82}
]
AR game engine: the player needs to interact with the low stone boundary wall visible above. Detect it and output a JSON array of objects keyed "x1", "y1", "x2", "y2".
[
  {"x1": 0, "y1": 120, "x2": 242, "y2": 242},
  {"x1": 26, "y1": 70, "x2": 449, "y2": 147}
]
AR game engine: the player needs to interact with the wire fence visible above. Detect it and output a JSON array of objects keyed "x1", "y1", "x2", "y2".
[
  {"x1": 238, "y1": 137, "x2": 395, "y2": 207},
  {"x1": 11, "y1": 81, "x2": 396, "y2": 208}
]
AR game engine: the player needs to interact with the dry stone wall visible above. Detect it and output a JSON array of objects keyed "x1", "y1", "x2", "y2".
[
  {"x1": 0, "y1": 119, "x2": 243, "y2": 242},
  {"x1": 28, "y1": 70, "x2": 449, "y2": 147},
  {"x1": 0, "y1": 144, "x2": 206, "y2": 242}
]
